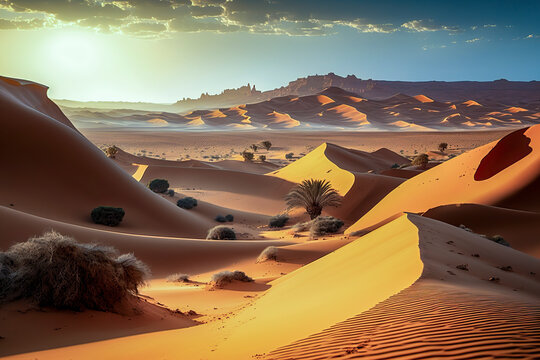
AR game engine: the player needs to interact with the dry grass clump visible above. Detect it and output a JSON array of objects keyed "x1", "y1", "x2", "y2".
[
  {"x1": 0, "y1": 231, "x2": 150, "y2": 311},
  {"x1": 206, "y1": 226, "x2": 236, "y2": 240},
  {"x1": 210, "y1": 270, "x2": 253, "y2": 288},
  {"x1": 310, "y1": 216, "x2": 344, "y2": 237},
  {"x1": 256, "y1": 246, "x2": 279, "y2": 263},
  {"x1": 269, "y1": 214, "x2": 289, "y2": 228},
  {"x1": 166, "y1": 273, "x2": 190, "y2": 283}
]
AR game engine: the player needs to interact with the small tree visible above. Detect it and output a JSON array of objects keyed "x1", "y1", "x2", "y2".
[
  {"x1": 250, "y1": 144, "x2": 258, "y2": 152},
  {"x1": 285, "y1": 179, "x2": 341, "y2": 219},
  {"x1": 241, "y1": 150, "x2": 254, "y2": 162},
  {"x1": 105, "y1": 145, "x2": 118, "y2": 159},
  {"x1": 438, "y1": 142, "x2": 448, "y2": 153},
  {"x1": 261, "y1": 141, "x2": 272, "y2": 151},
  {"x1": 148, "y1": 179, "x2": 169, "y2": 193},
  {"x1": 412, "y1": 154, "x2": 429, "y2": 169}
]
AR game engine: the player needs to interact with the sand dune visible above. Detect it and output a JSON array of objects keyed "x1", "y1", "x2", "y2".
[
  {"x1": 0, "y1": 76, "x2": 213, "y2": 238},
  {"x1": 347, "y1": 125, "x2": 540, "y2": 234},
  {"x1": 11, "y1": 214, "x2": 539, "y2": 359},
  {"x1": 66, "y1": 85, "x2": 540, "y2": 131}
]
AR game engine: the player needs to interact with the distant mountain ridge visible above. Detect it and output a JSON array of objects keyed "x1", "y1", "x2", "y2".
[{"x1": 55, "y1": 73, "x2": 540, "y2": 112}]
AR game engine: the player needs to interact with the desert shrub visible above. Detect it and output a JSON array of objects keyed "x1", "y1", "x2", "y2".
[
  {"x1": 250, "y1": 144, "x2": 258, "y2": 152},
  {"x1": 269, "y1": 214, "x2": 289, "y2": 228},
  {"x1": 225, "y1": 214, "x2": 234, "y2": 222},
  {"x1": 256, "y1": 246, "x2": 278, "y2": 263},
  {"x1": 391, "y1": 163, "x2": 400, "y2": 169},
  {"x1": 166, "y1": 273, "x2": 190, "y2": 283},
  {"x1": 0, "y1": 231, "x2": 150, "y2": 311},
  {"x1": 167, "y1": 189, "x2": 175, "y2": 197},
  {"x1": 438, "y1": 142, "x2": 448, "y2": 152},
  {"x1": 210, "y1": 270, "x2": 252, "y2": 287},
  {"x1": 215, "y1": 215, "x2": 227, "y2": 222},
  {"x1": 104, "y1": 145, "x2": 118, "y2": 159},
  {"x1": 177, "y1": 197, "x2": 198, "y2": 209},
  {"x1": 285, "y1": 152, "x2": 294, "y2": 159},
  {"x1": 91, "y1": 206, "x2": 125, "y2": 227},
  {"x1": 292, "y1": 220, "x2": 312, "y2": 233},
  {"x1": 310, "y1": 216, "x2": 344, "y2": 237},
  {"x1": 148, "y1": 179, "x2": 169, "y2": 193},
  {"x1": 412, "y1": 154, "x2": 429, "y2": 169},
  {"x1": 241, "y1": 150, "x2": 254, "y2": 162},
  {"x1": 488, "y1": 235, "x2": 510, "y2": 247},
  {"x1": 258, "y1": 155, "x2": 266, "y2": 162},
  {"x1": 261, "y1": 141, "x2": 272, "y2": 151},
  {"x1": 285, "y1": 179, "x2": 342, "y2": 219},
  {"x1": 206, "y1": 226, "x2": 236, "y2": 240}
]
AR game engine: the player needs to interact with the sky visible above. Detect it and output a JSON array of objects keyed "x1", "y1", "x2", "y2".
[{"x1": 0, "y1": 0, "x2": 539, "y2": 103}]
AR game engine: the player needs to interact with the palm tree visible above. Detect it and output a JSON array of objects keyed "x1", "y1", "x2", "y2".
[{"x1": 285, "y1": 179, "x2": 341, "y2": 219}]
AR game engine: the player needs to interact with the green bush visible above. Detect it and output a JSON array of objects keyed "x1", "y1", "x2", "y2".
[
  {"x1": 206, "y1": 226, "x2": 236, "y2": 240},
  {"x1": 148, "y1": 179, "x2": 169, "y2": 193},
  {"x1": 166, "y1": 189, "x2": 175, "y2": 197},
  {"x1": 310, "y1": 216, "x2": 344, "y2": 237},
  {"x1": 225, "y1": 214, "x2": 234, "y2": 222},
  {"x1": 91, "y1": 206, "x2": 125, "y2": 227},
  {"x1": 0, "y1": 231, "x2": 149, "y2": 311},
  {"x1": 261, "y1": 141, "x2": 272, "y2": 151},
  {"x1": 177, "y1": 197, "x2": 198, "y2": 209},
  {"x1": 241, "y1": 150, "x2": 254, "y2": 161},
  {"x1": 285, "y1": 152, "x2": 294, "y2": 159},
  {"x1": 269, "y1": 214, "x2": 289, "y2": 228}
]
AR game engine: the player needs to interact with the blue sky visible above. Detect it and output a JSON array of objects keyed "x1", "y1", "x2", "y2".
[{"x1": 0, "y1": 0, "x2": 538, "y2": 102}]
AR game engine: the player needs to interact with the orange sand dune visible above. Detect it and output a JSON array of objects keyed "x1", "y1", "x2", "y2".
[
  {"x1": 12, "y1": 214, "x2": 539, "y2": 360},
  {"x1": 506, "y1": 106, "x2": 529, "y2": 113},
  {"x1": 413, "y1": 94, "x2": 434, "y2": 103},
  {"x1": 347, "y1": 125, "x2": 540, "y2": 234},
  {"x1": 322, "y1": 104, "x2": 369, "y2": 126},
  {"x1": 422, "y1": 203, "x2": 540, "y2": 257},
  {"x1": 0, "y1": 77, "x2": 213, "y2": 238}
]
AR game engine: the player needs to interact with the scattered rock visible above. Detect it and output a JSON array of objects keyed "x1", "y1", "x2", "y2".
[{"x1": 456, "y1": 264, "x2": 469, "y2": 271}]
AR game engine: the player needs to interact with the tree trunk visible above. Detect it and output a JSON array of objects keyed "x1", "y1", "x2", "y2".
[{"x1": 306, "y1": 205, "x2": 322, "y2": 219}]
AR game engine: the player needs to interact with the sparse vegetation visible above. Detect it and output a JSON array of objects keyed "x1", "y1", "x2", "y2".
[
  {"x1": 91, "y1": 206, "x2": 125, "y2": 227},
  {"x1": 148, "y1": 179, "x2": 169, "y2": 193},
  {"x1": 177, "y1": 197, "x2": 198, "y2": 209},
  {"x1": 285, "y1": 179, "x2": 342, "y2": 219},
  {"x1": 258, "y1": 155, "x2": 266, "y2": 162},
  {"x1": 215, "y1": 215, "x2": 227, "y2": 222},
  {"x1": 488, "y1": 235, "x2": 510, "y2": 247},
  {"x1": 256, "y1": 246, "x2": 278, "y2": 263},
  {"x1": 269, "y1": 214, "x2": 289, "y2": 228},
  {"x1": 412, "y1": 153, "x2": 429, "y2": 169},
  {"x1": 225, "y1": 214, "x2": 234, "y2": 222},
  {"x1": 285, "y1": 152, "x2": 294, "y2": 160},
  {"x1": 206, "y1": 226, "x2": 236, "y2": 240},
  {"x1": 261, "y1": 140, "x2": 272, "y2": 151},
  {"x1": 391, "y1": 163, "x2": 400, "y2": 169},
  {"x1": 166, "y1": 273, "x2": 190, "y2": 283},
  {"x1": 250, "y1": 144, "x2": 258, "y2": 152},
  {"x1": 167, "y1": 189, "x2": 175, "y2": 197},
  {"x1": 210, "y1": 270, "x2": 252, "y2": 287},
  {"x1": 0, "y1": 231, "x2": 150, "y2": 311},
  {"x1": 310, "y1": 216, "x2": 344, "y2": 237},
  {"x1": 438, "y1": 142, "x2": 448, "y2": 153},
  {"x1": 241, "y1": 150, "x2": 254, "y2": 162},
  {"x1": 291, "y1": 220, "x2": 312, "y2": 233},
  {"x1": 104, "y1": 145, "x2": 118, "y2": 159}
]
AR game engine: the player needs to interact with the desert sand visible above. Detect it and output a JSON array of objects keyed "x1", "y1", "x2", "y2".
[{"x1": 1, "y1": 75, "x2": 539, "y2": 360}]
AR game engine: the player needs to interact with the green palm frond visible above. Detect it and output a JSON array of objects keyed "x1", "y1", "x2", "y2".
[{"x1": 285, "y1": 179, "x2": 342, "y2": 213}]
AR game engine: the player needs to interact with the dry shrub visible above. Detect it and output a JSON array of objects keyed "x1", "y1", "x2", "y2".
[
  {"x1": 256, "y1": 246, "x2": 278, "y2": 263},
  {"x1": 0, "y1": 231, "x2": 150, "y2": 311},
  {"x1": 210, "y1": 270, "x2": 252, "y2": 288},
  {"x1": 166, "y1": 273, "x2": 190, "y2": 283}
]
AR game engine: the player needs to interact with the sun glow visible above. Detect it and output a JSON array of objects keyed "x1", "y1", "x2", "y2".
[{"x1": 45, "y1": 31, "x2": 100, "y2": 72}]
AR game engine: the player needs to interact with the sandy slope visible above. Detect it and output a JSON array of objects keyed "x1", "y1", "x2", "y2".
[
  {"x1": 271, "y1": 143, "x2": 407, "y2": 221},
  {"x1": 347, "y1": 125, "x2": 540, "y2": 234},
  {"x1": 7, "y1": 214, "x2": 539, "y2": 360},
  {"x1": 0, "y1": 76, "x2": 213, "y2": 238}
]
